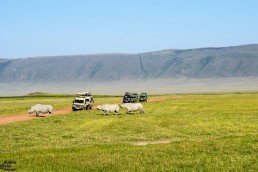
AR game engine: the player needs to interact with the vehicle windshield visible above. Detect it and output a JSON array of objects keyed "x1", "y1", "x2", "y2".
[{"x1": 74, "y1": 100, "x2": 84, "y2": 103}]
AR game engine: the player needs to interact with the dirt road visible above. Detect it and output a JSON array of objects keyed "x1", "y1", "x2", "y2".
[{"x1": 0, "y1": 108, "x2": 72, "y2": 125}]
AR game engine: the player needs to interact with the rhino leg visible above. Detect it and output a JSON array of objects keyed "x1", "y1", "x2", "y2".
[{"x1": 36, "y1": 111, "x2": 39, "y2": 117}]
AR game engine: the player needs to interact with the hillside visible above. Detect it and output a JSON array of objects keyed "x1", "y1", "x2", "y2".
[
  {"x1": 1, "y1": 44, "x2": 258, "y2": 96},
  {"x1": 1, "y1": 44, "x2": 258, "y2": 82}
]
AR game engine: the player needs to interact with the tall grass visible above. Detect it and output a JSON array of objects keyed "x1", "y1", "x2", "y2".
[{"x1": 0, "y1": 93, "x2": 257, "y2": 171}]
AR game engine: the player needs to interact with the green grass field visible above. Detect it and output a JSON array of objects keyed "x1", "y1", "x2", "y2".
[
  {"x1": 0, "y1": 94, "x2": 122, "y2": 117},
  {"x1": 0, "y1": 93, "x2": 257, "y2": 171}
]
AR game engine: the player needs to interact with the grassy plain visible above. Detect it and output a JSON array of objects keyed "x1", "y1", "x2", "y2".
[
  {"x1": 0, "y1": 93, "x2": 257, "y2": 171},
  {"x1": 0, "y1": 94, "x2": 122, "y2": 117}
]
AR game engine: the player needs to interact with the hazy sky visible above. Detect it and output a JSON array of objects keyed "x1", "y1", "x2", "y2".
[{"x1": 1, "y1": 0, "x2": 258, "y2": 58}]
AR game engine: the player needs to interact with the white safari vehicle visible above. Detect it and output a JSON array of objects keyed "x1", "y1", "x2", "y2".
[{"x1": 72, "y1": 92, "x2": 94, "y2": 111}]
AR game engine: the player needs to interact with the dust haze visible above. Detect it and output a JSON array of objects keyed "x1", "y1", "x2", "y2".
[{"x1": 1, "y1": 77, "x2": 257, "y2": 96}]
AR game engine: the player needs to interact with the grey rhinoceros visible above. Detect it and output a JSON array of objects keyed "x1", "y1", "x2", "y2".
[{"x1": 28, "y1": 104, "x2": 54, "y2": 117}]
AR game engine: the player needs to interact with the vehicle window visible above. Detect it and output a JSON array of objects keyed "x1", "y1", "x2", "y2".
[{"x1": 75, "y1": 100, "x2": 84, "y2": 103}]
